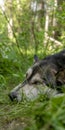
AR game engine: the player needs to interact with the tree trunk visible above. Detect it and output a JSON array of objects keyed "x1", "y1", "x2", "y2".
[
  {"x1": 44, "y1": 1, "x2": 50, "y2": 45},
  {"x1": 6, "y1": 0, "x2": 13, "y2": 39},
  {"x1": 44, "y1": 0, "x2": 62, "y2": 46}
]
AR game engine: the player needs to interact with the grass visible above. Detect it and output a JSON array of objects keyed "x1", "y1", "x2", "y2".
[
  {"x1": 0, "y1": 88, "x2": 65, "y2": 130},
  {"x1": 0, "y1": 48, "x2": 65, "y2": 130}
]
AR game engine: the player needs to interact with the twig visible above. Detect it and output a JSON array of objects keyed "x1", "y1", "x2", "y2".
[{"x1": 47, "y1": 36, "x2": 62, "y2": 45}]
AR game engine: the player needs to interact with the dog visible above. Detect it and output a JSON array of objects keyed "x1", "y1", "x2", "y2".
[{"x1": 9, "y1": 50, "x2": 65, "y2": 101}]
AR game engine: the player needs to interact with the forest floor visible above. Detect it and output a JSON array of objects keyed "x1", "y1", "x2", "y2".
[
  {"x1": 0, "y1": 86, "x2": 65, "y2": 130},
  {"x1": 1, "y1": 50, "x2": 65, "y2": 130}
]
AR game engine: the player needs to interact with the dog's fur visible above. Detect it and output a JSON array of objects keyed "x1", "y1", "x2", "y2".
[{"x1": 9, "y1": 50, "x2": 65, "y2": 101}]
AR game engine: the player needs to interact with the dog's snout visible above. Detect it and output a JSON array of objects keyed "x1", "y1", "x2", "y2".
[{"x1": 8, "y1": 92, "x2": 17, "y2": 101}]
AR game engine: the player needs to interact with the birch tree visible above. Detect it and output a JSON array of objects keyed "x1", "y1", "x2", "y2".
[{"x1": 44, "y1": 0, "x2": 61, "y2": 46}]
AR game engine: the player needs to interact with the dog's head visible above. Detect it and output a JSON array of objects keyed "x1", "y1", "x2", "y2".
[
  {"x1": 8, "y1": 55, "x2": 43, "y2": 102},
  {"x1": 9, "y1": 55, "x2": 57, "y2": 102}
]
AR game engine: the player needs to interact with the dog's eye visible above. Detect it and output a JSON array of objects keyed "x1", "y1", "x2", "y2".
[
  {"x1": 32, "y1": 81, "x2": 40, "y2": 85},
  {"x1": 34, "y1": 81, "x2": 39, "y2": 84}
]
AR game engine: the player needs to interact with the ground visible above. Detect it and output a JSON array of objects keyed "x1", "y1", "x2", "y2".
[{"x1": 0, "y1": 87, "x2": 65, "y2": 130}]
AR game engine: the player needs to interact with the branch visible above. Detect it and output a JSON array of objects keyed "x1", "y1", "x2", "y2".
[{"x1": 47, "y1": 36, "x2": 62, "y2": 45}]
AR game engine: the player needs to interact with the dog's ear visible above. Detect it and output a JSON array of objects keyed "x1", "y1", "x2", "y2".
[{"x1": 34, "y1": 55, "x2": 39, "y2": 63}]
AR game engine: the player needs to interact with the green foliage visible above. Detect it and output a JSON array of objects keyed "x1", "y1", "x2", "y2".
[{"x1": 0, "y1": 0, "x2": 65, "y2": 129}]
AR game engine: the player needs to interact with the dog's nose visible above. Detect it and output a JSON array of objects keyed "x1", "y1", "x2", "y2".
[
  {"x1": 8, "y1": 91, "x2": 22, "y2": 102},
  {"x1": 8, "y1": 91, "x2": 18, "y2": 101}
]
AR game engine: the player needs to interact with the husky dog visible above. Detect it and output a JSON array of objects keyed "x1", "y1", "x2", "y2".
[{"x1": 9, "y1": 50, "x2": 65, "y2": 101}]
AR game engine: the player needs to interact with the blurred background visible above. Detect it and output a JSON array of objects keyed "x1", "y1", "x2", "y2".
[{"x1": 0, "y1": 0, "x2": 65, "y2": 130}]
